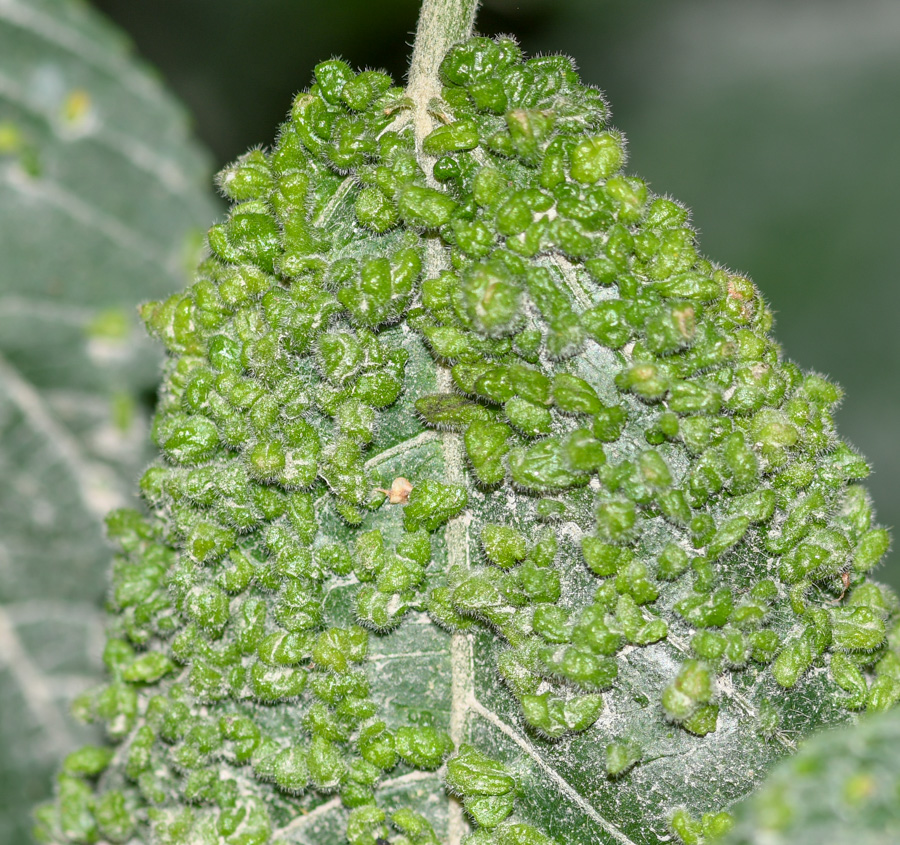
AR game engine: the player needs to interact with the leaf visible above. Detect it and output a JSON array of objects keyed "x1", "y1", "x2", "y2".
[
  {"x1": 34, "y1": 27, "x2": 900, "y2": 845},
  {"x1": 719, "y1": 706, "x2": 900, "y2": 845},
  {"x1": 0, "y1": 0, "x2": 217, "y2": 840}
]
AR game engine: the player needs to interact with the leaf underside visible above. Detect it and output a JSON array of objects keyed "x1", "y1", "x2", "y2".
[
  {"x1": 0, "y1": 0, "x2": 216, "y2": 842},
  {"x1": 35, "y1": 34, "x2": 900, "y2": 845}
]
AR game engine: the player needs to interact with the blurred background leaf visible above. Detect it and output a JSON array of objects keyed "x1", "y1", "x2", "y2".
[
  {"x1": 92, "y1": 0, "x2": 900, "y2": 588},
  {"x1": 720, "y1": 704, "x2": 900, "y2": 844},
  {"x1": 0, "y1": 0, "x2": 217, "y2": 840}
]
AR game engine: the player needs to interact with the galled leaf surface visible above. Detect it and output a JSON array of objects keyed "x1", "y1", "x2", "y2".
[
  {"x1": 0, "y1": 0, "x2": 216, "y2": 841},
  {"x1": 36, "y1": 34, "x2": 900, "y2": 845}
]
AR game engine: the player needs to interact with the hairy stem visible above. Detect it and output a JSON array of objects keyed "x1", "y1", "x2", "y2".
[
  {"x1": 407, "y1": 4, "x2": 480, "y2": 841},
  {"x1": 408, "y1": 0, "x2": 481, "y2": 93},
  {"x1": 407, "y1": 0, "x2": 480, "y2": 149}
]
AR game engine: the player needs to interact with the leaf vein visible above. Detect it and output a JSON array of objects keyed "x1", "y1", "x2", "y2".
[
  {"x1": 0, "y1": 606, "x2": 74, "y2": 756},
  {"x1": 468, "y1": 696, "x2": 638, "y2": 845},
  {"x1": 275, "y1": 770, "x2": 438, "y2": 839},
  {"x1": 0, "y1": 351, "x2": 125, "y2": 519},
  {"x1": 1, "y1": 162, "x2": 183, "y2": 282},
  {"x1": 364, "y1": 429, "x2": 441, "y2": 470}
]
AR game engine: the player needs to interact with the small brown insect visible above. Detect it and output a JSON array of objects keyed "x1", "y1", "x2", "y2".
[
  {"x1": 838, "y1": 570, "x2": 851, "y2": 600},
  {"x1": 831, "y1": 570, "x2": 852, "y2": 603},
  {"x1": 375, "y1": 476, "x2": 413, "y2": 504}
]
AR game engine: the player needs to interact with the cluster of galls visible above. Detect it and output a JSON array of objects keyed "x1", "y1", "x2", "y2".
[
  {"x1": 37, "y1": 33, "x2": 899, "y2": 845},
  {"x1": 406, "y1": 37, "x2": 898, "y2": 745}
]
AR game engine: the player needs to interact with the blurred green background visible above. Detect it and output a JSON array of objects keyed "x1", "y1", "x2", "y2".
[{"x1": 91, "y1": 0, "x2": 900, "y2": 589}]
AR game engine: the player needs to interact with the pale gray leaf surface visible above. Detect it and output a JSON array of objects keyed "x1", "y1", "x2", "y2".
[{"x1": 0, "y1": 0, "x2": 217, "y2": 841}]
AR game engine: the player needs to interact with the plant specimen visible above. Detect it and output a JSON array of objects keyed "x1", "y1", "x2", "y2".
[{"x1": 32, "y1": 1, "x2": 899, "y2": 843}]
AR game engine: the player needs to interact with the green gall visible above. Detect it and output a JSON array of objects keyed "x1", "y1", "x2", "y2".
[
  {"x1": 581, "y1": 535, "x2": 634, "y2": 578},
  {"x1": 706, "y1": 516, "x2": 750, "y2": 561},
  {"x1": 595, "y1": 499, "x2": 637, "y2": 543},
  {"x1": 121, "y1": 652, "x2": 176, "y2": 684},
  {"x1": 465, "y1": 420, "x2": 511, "y2": 486},
  {"x1": 62, "y1": 746, "x2": 115, "y2": 778},
  {"x1": 520, "y1": 691, "x2": 603, "y2": 739},
  {"x1": 867, "y1": 676, "x2": 900, "y2": 713},
  {"x1": 670, "y1": 809, "x2": 703, "y2": 845},
  {"x1": 533, "y1": 604, "x2": 571, "y2": 644},
  {"x1": 637, "y1": 449, "x2": 672, "y2": 488},
  {"x1": 829, "y1": 652, "x2": 868, "y2": 709},
  {"x1": 446, "y1": 745, "x2": 516, "y2": 796},
  {"x1": 691, "y1": 630, "x2": 727, "y2": 661},
  {"x1": 314, "y1": 59, "x2": 355, "y2": 104},
  {"x1": 773, "y1": 638, "x2": 813, "y2": 688},
  {"x1": 465, "y1": 793, "x2": 517, "y2": 829},
  {"x1": 675, "y1": 589, "x2": 734, "y2": 629},
  {"x1": 830, "y1": 606, "x2": 886, "y2": 652},
  {"x1": 505, "y1": 396, "x2": 552, "y2": 435},
  {"x1": 355, "y1": 186, "x2": 399, "y2": 233},
  {"x1": 509, "y1": 439, "x2": 589, "y2": 491},
  {"x1": 158, "y1": 414, "x2": 220, "y2": 465},
  {"x1": 667, "y1": 379, "x2": 722, "y2": 415},
  {"x1": 458, "y1": 259, "x2": 523, "y2": 337},
  {"x1": 398, "y1": 185, "x2": 457, "y2": 228},
  {"x1": 662, "y1": 660, "x2": 717, "y2": 734},
  {"x1": 582, "y1": 301, "x2": 633, "y2": 349},
  {"x1": 570, "y1": 133, "x2": 623, "y2": 183},
  {"x1": 749, "y1": 630, "x2": 781, "y2": 664},
  {"x1": 440, "y1": 37, "x2": 508, "y2": 85},
  {"x1": 542, "y1": 645, "x2": 619, "y2": 690},
  {"x1": 404, "y1": 480, "x2": 468, "y2": 531},
  {"x1": 308, "y1": 736, "x2": 346, "y2": 790},
  {"x1": 218, "y1": 149, "x2": 273, "y2": 201},
  {"x1": 592, "y1": 404, "x2": 628, "y2": 442},
  {"x1": 690, "y1": 513, "x2": 716, "y2": 548},
  {"x1": 504, "y1": 108, "x2": 555, "y2": 164},
  {"x1": 272, "y1": 745, "x2": 309, "y2": 792},
  {"x1": 423, "y1": 119, "x2": 480, "y2": 155},
  {"x1": 552, "y1": 373, "x2": 602, "y2": 415},
  {"x1": 564, "y1": 428, "x2": 606, "y2": 472},
  {"x1": 482, "y1": 524, "x2": 528, "y2": 568},
  {"x1": 93, "y1": 791, "x2": 134, "y2": 843},
  {"x1": 657, "y1": 543, "x2": 691, "y2": 580},
  {"x1": 616, "y1": 362, "x2": 670, "y2": 401},
  {"x1": 854, "y1": 528, "x2": 890, "y2": 573},
  {"x1": 394, "y1": 726, "x2": 453, "y2": 770},
  {"x1": 615, "y1": 560, "x2": 659, "y2": 605},
  {"x1": 509, "y1": 362, "x2": 553, "y2": 405},
  {"x1": 606, "y1": 740, "x2": 642, "y2": 778}
]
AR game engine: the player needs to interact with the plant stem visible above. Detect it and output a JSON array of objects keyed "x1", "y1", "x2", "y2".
[
  {"x1": 407, "y1": 0, "x2": 480, "y2": 146},
  {"x1": 408, "y1": 0, "x2": 480, "y2": 93},
  {"x1": 407, "y1": 6, "x2": 480, "y2": 844}
]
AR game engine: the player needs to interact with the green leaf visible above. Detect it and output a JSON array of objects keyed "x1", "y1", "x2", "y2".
[
  {"x1": 720, "y1": 707, "x2": 900, "y2": 845},
  {"x1": 0, "y1": 0, "x2": 216, "y2": 841},
  {"x1": 34, "y1": 21, "x2": 900, "y2": 845}
]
